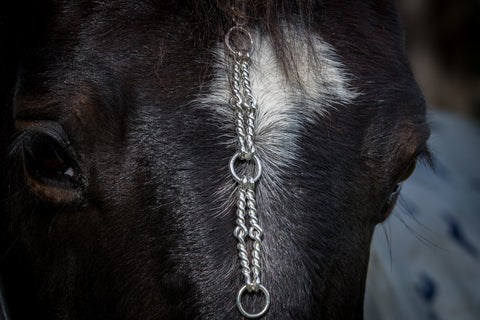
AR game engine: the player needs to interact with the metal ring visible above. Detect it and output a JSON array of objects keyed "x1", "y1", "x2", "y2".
[
  {"x1": 225, "y1": 25, "x2": 254, "y2": 57},
  {"x1": 237, "y1": 284, "x2": 270, "y2": 319},
  {"x1": 229, "y1": 152, "x2": 262, "y2": 184}
]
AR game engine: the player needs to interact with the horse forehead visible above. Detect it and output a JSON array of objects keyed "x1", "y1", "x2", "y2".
[{"x1": 200, "y1": 30, "x2": 358, "y2": 172}]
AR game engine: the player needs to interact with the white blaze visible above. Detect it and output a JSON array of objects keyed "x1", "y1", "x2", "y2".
[{"x1": 199, "y1": 28, "x2": 358, "y2": 205}]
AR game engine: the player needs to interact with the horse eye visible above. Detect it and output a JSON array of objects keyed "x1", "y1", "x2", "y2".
[
  {"x1": 380, "y1": 184, "x2": 402, "y2": 221},
  {"x1": 398, "y1": 158, "x2": 417, "y2": 183},
  {"x1": 23, "y1": 135, "x2": 75, "y2": 183},
  {"x1": 380, "y1": 157, "x2": 418, "y2": 221}
]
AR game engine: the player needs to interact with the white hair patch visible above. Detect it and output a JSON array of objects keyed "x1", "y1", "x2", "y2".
[{"x1": 197, "y1": 28, "x2": 358, "y2": 211}]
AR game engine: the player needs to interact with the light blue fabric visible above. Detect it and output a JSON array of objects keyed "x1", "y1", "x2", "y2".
[{"x1": 365, "y1": 110, "x2": 480, "y2": 320}]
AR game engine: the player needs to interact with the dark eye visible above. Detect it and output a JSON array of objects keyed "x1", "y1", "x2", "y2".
[
  {"x1": 380, "y1": 184, "x2": 402, "y2": 220},
  {"x1": 23, "y1": 134, "x2": 75, "y2": 185},
  {"x1": 379, "y1": 157, "x2": 418, "y2": 221}
]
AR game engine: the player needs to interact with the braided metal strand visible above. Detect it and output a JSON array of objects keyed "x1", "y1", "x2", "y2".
[
  {"x1": 232, "y1": 59, "x2": 249, "y2": 158},
  {"x1": 245, "y1": 181, "x2": 262, "y2": 291},
  {"x1": 240, "y1": 59, "x2": 256, "y2": 160},
  {"x1": 226, "y1": 24, "x2": 270, "y2": 319},
  {"x1": 233, "y1": 185, "x2": 253, "y2": 288}
]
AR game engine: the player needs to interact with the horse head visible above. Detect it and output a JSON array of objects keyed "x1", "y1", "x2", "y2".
[{"x1": 0, "y1": 1, "x2": 429, "y2": 319}]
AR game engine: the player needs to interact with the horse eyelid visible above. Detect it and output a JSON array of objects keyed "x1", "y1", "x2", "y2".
[
  {"x1": 9, "y1": 131, "x2": 78, "y2": 183},
  {"x1": 9, "y1": 131, "x2": 70, "y2": 158},
  {"x1": 8, "y1": 132, "x2": 31, "y2": 159}
]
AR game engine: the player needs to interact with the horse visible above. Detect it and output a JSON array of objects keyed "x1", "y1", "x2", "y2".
[{"x1": 0, "y1": 1, "x2": 430, "y2": 319}]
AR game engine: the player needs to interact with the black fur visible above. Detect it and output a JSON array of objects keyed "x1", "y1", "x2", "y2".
[{"x1": 0, "y1": 1, "x2": 429, "y2": 319}]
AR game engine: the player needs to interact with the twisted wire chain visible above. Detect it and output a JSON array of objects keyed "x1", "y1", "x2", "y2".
[
  {"x1": 240, "y1": 59, "x2": 256, "y2": 160},
  {"x1": 226, "y1": 25, "x2": 270, "y2": 318},
  {"x1": 230, "y1": 50, "x2": 263, "y2": 292},
  {"x1": 233, "y1": 185, "x2": 253, "y2": 287},
  {"x1": 245, "y1": 181, "x2": 262, "y2": 290},
  {"x1": 231, "y1": 60, "x2": 248, "y2": 158}
]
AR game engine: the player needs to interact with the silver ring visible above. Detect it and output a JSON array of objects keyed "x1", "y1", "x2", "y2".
[
  {"x1": 225, "y1": 25, "x2": 254, "y2": 57},
  {"x1": 229, "y1": 152, "x2": 262, "y2": 184},
  {"x1": 237, "y1": 284, "x2": 271, "y2": 319}
]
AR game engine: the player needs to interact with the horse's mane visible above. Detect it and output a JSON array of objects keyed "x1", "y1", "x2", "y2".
[
  {"x1": 164, "y1": 0, "x2": 319, "y2": 77},
  {"x1": 164, "y1": 0, "x2": 316, "y2": 28},
  {"x1": 1, "y1": 0, "x2": 319, "y2": 84}
]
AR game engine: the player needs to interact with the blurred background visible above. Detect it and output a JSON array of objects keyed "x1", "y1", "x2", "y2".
[
  {"x1": 397, "y1": 0, "x2": 480, "y2": 118},
  {"x1": 365, "y1": 1, "x2": 480, "y2": 319}
]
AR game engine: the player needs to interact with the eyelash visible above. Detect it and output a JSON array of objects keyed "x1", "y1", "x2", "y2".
[
  {"x1": 415, "y1": 146, "x2": 433, "y2": 170},
  {"x1": 380, "y1": 146, "x2": 431, "y2": 222},
  {"x1": 11, "y1": 132, "x2": 77, "y2": 186}
]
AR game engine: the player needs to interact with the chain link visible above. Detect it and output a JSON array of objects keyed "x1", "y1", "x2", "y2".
[{"x1": 226, "y1": 25, "x2": 270, "y2": 318}]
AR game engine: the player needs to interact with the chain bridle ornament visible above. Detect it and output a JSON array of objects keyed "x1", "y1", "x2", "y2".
[{"x1": 225, "y1": 25, "x2": 271, "y2": 319}]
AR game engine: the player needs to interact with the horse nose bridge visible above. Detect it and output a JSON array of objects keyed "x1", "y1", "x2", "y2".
[{"x1": 248, "y1": 161, "x2": 324, "y2": 317}]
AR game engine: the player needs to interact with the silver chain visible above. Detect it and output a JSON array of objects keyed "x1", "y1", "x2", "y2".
[{"x1": 226, "y1": 26, "x2": 271, "y2": 319}]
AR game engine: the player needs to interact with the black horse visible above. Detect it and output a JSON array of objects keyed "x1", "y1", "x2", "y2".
[{"x1": 0, "y1": 1, "x2": 429, "y2": 319}]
